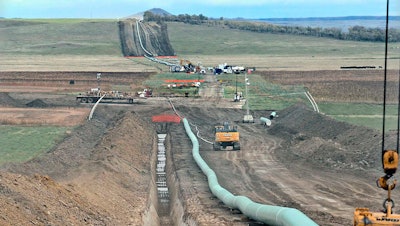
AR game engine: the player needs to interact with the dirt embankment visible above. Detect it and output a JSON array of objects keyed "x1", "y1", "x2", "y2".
[
  {"x1": 269, "y1": 103, "x2": 386, "y2": 171},
  {"x1": 1, "y1": 106, "x2": 159, "y2": 225},
  {"x1": 119, "y1": 19, "x2": 175, "y2": 57}
]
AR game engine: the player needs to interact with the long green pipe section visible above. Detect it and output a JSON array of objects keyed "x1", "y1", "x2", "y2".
[{"x1": 182, "y1": 118, "x2": 319, "y2": 226}]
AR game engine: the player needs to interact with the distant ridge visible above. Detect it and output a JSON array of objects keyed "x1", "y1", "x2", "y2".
[
  {"x1": 124, "y1": 8, "x2": 172, "y2": 20},
  {"x1": 257, "y1": 16, "x2": 400, "y2": 21}
]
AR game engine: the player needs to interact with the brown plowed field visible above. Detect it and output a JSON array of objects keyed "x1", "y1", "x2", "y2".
[
  {"x1": 0, "y1": 71, "x2": 152, "y2": 93},
  {"x1": 0, "y1": 71, "x2": 398, "y2": 226},
  {"x1": 259, "y1": 69, "x2": 400, "y2": 103}
]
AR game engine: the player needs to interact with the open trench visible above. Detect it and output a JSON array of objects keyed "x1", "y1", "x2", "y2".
[
  {"x1": 118, "y1": 19, "x2": 175, "y2": 57},
  {"x1": 146, "y1": 122, "x2": 188, "y2": 226},
  {"x1": 156, "y1": 134, "x2": 171, "y2": 224}
]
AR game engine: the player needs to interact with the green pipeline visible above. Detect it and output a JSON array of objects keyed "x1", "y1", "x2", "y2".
[{"x1": 182, "y1": 118, "x2": 319, "y2": 226}]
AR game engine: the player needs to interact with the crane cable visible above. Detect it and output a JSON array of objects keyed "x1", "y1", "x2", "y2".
[
  {"x1": 381, "y1": 0, "x2": 400, "y2": 154},
  {"x1": 377, "y1": 0, "x2": 400, "y2": 213},
  {"x1": 381, "y1": 0, "x2": 391, "y2": 155},
  {"x1": 397, "y1": 22, "x2": 400, "y2": 152},
  {"x1": 396, "y1": 58, "x2": 400, "y2": 151}
]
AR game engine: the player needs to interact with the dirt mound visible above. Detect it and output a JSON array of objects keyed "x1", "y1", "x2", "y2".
[
  {"x1": 4, "y1": 105, "x2": 124, "y2": 177},
  {"x1": 0, "y1": 105, "x2": 157, "y2": 225},
  {"x1": 0, "y1": 92, "x2": 23, "y2": 107},
  {"x1": 0, "y1": 173, "x2": 109, "y2": 225},
  {"x1": 269, "y1": 103, "x2": 385, "y2": 171},
  {"x1": 119, "y1": 19, "x2": 175, "y2": 56},
  {"x1": 26, "y1": 99, "x2": 49, "y2": 108}
]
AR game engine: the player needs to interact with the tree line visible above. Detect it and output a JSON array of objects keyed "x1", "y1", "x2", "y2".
[{"x1": 143, "y1": 11, "x2": 400, "y2": 42}]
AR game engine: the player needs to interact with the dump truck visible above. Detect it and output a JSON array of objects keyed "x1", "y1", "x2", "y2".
[{"x1": 213, "y1": 121, "x2": 240, "y2": 151}]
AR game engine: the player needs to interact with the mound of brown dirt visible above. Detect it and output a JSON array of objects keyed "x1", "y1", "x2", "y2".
[
  {"x1": 0, "y1": 173, "x2": 109, "y2": 225},
  {"x1": 4, "y1": 105, "x2": 124, "y2": 177},
  {"x1": 269, "y1": 103, "x2": 386, "y2": 171},
  {"x1": 0, "y1": 105, "x2": 158, "y2": 225}
]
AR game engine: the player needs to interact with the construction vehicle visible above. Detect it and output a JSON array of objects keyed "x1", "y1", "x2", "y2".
[
  {"x1": 171, "y1": 59, "x2": 203, "y2": 73},
  {"x1": 180, "y1": 59, "x2": 195, "y2": 73},
  {"x1": 164, "y1": 79, "x2": 203, "y2": 89},
  {"x1": 136, "y1": 88, "x2": 153, "y2": 98},
  {"x1": 353, "y1": 2, "x2": 400, "y2": 224},
  {"x1": 213, "y1": 122, "x2": 240, "y2": 151},
  {"x1": 232, "y1": 66, "x2": 246, "y2": 74},
  {"x1": 76, "y1": 88, "x2": 135, "y2": 104}
]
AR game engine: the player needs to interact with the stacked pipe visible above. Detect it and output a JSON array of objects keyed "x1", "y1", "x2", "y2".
[
  {"x1": 260, "y1": 117, "x2": 272, "y2": 127},
  {"x1": 182, "y1": 118, "x2": 318, "y2": 226}
]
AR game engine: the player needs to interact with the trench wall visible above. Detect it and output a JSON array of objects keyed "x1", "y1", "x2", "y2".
[{"x1": 142, "y1": 133, "x2": 160, "y2": 226}]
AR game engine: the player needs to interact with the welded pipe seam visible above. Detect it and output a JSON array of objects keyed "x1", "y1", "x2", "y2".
[{"x1": 182, "y1": 118, "x2": 318, "y2": 226}]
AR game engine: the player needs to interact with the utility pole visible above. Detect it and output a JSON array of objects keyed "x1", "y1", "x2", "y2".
[
  {"x1": 96, "y1": 72, "x2": 101, "y2": 90},
  {"x1": 243, "y1": 71, "x2": 254, "y2": 123},
  {"x1": 234, "y1": 73, "x2": 239, "y2": 102}
]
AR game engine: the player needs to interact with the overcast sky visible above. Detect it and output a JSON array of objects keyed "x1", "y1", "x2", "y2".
[{"x1": 1, "y1": 0, "x2": 399, "y2": 19}]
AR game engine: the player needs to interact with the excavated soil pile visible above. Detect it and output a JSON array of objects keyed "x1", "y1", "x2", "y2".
[
  {"x1": 119, "y1": 19, "x2": 175, "y2": 56},
  {"x1": 1, "y1": 105, "x2": 158, "y2": 225},
  {"x1": 269, "y1": 103, "x2": 387, "y2": 171}
]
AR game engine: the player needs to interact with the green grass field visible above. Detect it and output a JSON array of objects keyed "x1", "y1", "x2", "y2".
[
  {"x1": 0, "y1": 125, "x2": 67, "y2": 165},
  {"x1": 0, "y1": 19, "x2": 121, "y2": 55},
  {"x1": 166, "y1": 22, "x2": 390, "y2": 57},
  {"x1": 217, "y1": 73, "x2": 307, "y2": 110},
  {"x1": 319, "y1": 102, "x2": 399, "y2": 130}
]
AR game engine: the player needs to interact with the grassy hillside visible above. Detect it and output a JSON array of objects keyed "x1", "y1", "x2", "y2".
[
  {"x1": 2, "y1": 19, "x2": 396, "y2": 59},
  {"x1": 166, "y1": 22, "x2": 398, "y2": 71},
  {"x1": 166, "y1": 22, "x2": 388, "y2": 57},
  {"x1": 0, "y1": 19, "x2": 121, "y2": 55}
]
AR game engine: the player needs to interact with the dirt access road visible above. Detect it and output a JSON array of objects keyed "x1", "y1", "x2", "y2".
[{"x1": 0, "y1": 72, "x2": 397, "y2": 226}]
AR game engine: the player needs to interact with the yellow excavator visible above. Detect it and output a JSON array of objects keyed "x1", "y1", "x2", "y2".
[
  {"x1": 213, "y1": 121, "x2": 240, "y2": 151},
  {"x1": 353, "y1": 1, "x2": 400, "y2": 224}
]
